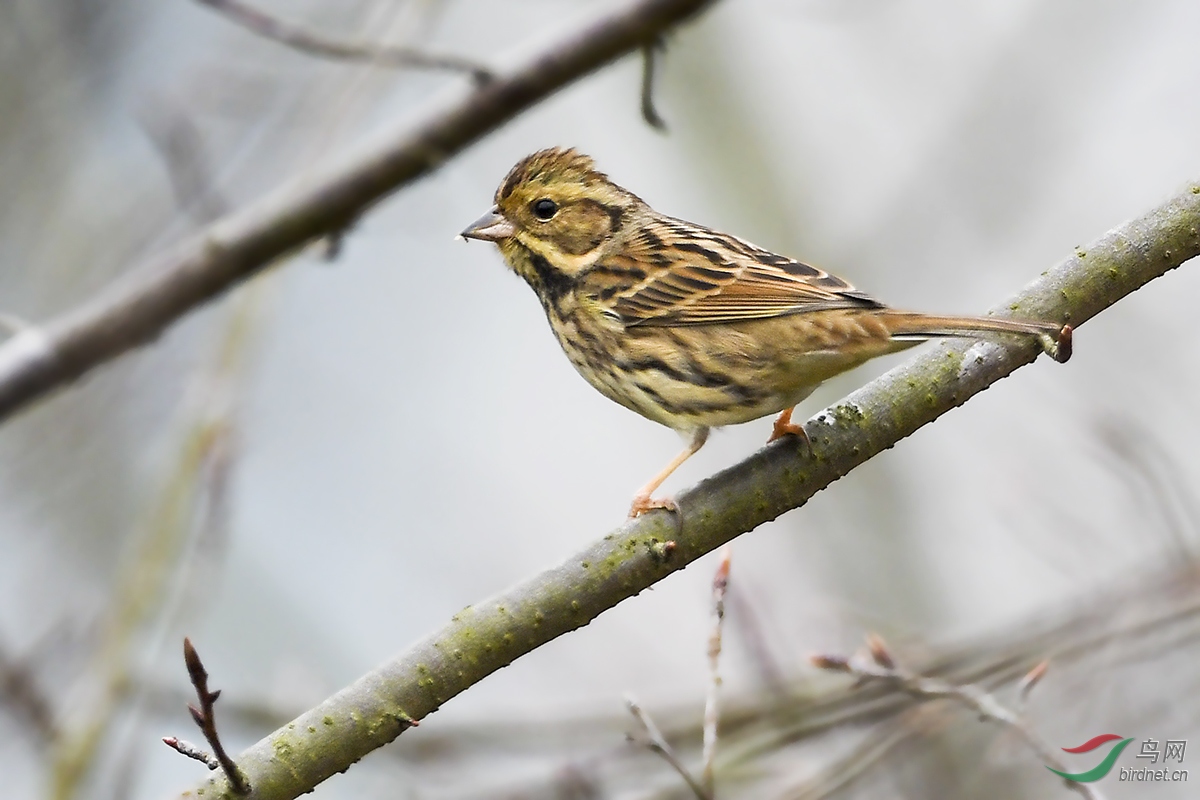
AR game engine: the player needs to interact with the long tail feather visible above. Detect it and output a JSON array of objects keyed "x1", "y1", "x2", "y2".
[{"x1": 878, "y1": 311, "x2": 1073, "y2": 363}]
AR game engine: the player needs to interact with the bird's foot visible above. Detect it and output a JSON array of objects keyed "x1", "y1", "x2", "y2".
[
  {"x1": 629, "y1": 492, "x2": 678, "y2": 518},
  {"x1": 767, "y1": 408, "x2": 811, "y2": 446}
]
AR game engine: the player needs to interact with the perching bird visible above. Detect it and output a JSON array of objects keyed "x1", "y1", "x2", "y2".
[{"x1": 461, "y1": 148, "x2": 1071, "y2": 517}]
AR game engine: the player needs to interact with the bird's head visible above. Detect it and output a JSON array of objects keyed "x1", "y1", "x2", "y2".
[{"x1": 461, "y1": 148, "x2": 643, "y2": 281}]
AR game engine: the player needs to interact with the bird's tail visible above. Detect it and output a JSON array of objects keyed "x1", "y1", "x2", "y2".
[{"x1": 877, "y1": 311, "x2": 1073, "y2": 363}]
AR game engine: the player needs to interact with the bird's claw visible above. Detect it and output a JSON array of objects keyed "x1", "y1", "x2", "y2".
[
  {"x1": 767, "y1": 408, "x2": 811, "y2": 446},
  {"x1": 629, "y1": 493, "x2": 678, "y2": 518}
]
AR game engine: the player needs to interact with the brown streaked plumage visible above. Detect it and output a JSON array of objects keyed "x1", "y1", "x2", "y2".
[{"x1": 461, "y1": 148, "x2": 1072, "y2": 517}]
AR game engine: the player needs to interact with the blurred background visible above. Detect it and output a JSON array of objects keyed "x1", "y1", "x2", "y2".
[{"x1": 2, "y1": 0, "x2": 1199, "y2": 797}]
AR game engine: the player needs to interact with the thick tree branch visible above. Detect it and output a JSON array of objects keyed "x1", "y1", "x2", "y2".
[
  {"x1": 0, "y1": 0, "x2": 715, "y2": 423},
  {"x1": 175, "y1": 184, "x2": 1200, "y2": 800}
]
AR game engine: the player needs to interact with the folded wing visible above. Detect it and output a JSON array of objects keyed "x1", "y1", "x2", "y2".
[{"x1": 586, "y1": 220, "x2": 885, "y2": 327}]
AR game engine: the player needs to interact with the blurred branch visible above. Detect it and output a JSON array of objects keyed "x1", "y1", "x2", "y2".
[
  {"x1": 47, "y1": 324, "x2": 245, "y2": 799},
  {"x1": 625, "y1": 549, "x2": 729, "y2": 800},
  {"x1": 49, "y1": 113, "x2": 254, "y2": 794},
  {"x1": 640, "y1": 35, "x2": 668, "y2": 130},
  {"x1": 1096, "y1": 417, "x2": 1200, "y2": 560},
  {"x1": 701, "y1": 546, "x2": 731, "y2": 795},
  {"x1": 0, "y1": 0, "x2": 717, "y2": 424},
  {"x1": 174, "y1": 185, "x2": 1200, "y2": 800},
  {"x1": 628, "y1": 696, "x2": 710, "y2": 800},
  {"x1": 0, "y1": 638, "x2": 57, "y2": 746},
  {"x1": 775, "y1": 706, "x2": 947, "y2": 800},
  {"x1": 725, "y1": 585, "x2": 788, "y2": 696},
  {"x1": 137, "y1": 97, "x2": 229, "y2": 225},
  {"x1": 194, "y1": 0, "x2": 494, "y2": 84},
  {"x1": 812, "y1": 638, "x2": 1098, "y2": 800}
]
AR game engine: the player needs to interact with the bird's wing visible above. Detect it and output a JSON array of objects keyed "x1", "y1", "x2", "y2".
[{"x1": 583, "y1": 219, "x2": 885, "y2": 327}]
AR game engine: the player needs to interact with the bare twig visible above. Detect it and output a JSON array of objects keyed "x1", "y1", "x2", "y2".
[
  {"x1": 640, "y1": 35, "x2": 669, "y2": 130},
  {"x1": 0, "y1": 0, "x2": 717, "y2": 425},
  {"x1": 627, "y1": 695, "x2": 711, "y2": 800},
  {"x1": 163, "y1": 736, "x2": 221, "y2": 770},
  {"x1": 178, "y1": 638, "x2": 251, "y2": 794},
  {"x1": 813, "y1": 636, "x2": 1101, "y2": 800},
  {"x1": 702, "y1": 546, "x2": 731, "y2": 794},
  {"x1": 195, "y1": 0, "x2": 493, "y2": 83}
]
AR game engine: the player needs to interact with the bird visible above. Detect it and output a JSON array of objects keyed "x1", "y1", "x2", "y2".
[{"x1": 460, "y1": 148, "x2": 1071, "y2": 518}]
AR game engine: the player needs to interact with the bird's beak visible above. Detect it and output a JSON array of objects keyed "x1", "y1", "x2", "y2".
[{"x1": 459, "y1": 206, "x2": 516, "y2": 242}]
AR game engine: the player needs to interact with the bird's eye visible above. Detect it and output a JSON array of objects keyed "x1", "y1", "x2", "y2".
[{"x1": 532, "y1": 198, "x2": 558, "y2": 220}]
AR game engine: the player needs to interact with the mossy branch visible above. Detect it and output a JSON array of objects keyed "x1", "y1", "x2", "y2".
[
  {"x1": 173, "y1": 185, "x2": 1200, "y2": 800},
  {"x1": 0, "y1": 0, "x2": 716, "y2": 423}
]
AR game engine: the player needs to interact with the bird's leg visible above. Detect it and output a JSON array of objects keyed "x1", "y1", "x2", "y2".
[
  {"x1": 767, "y1": 407, "x2": 810, "y2": 446},
  {"x1": 629, "y1": 427, "x2": 710, "y2": 518}
]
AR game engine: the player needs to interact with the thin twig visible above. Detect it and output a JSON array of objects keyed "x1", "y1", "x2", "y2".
[
  {"x1": 627, "y1": 695, "x2": 711, "y2": 800},
  {"x1": 640, "y1": 35, "x2": 669, "y2": 130},
  {"x1": 195, "y1": 0, "x2": 494, "y2": 83},
  {"x1": 163, "y1": 736, "x2": 221, "y2": 770},
  {"x1": 702, "y1": 546, "x2": 731, "y2": 794},
  {"x1": 179, "y1": 638, "x2": 250, "y2": 794},
  {"x1": 813, "y1": 636, "x2": 1102, "y2": 800}
]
